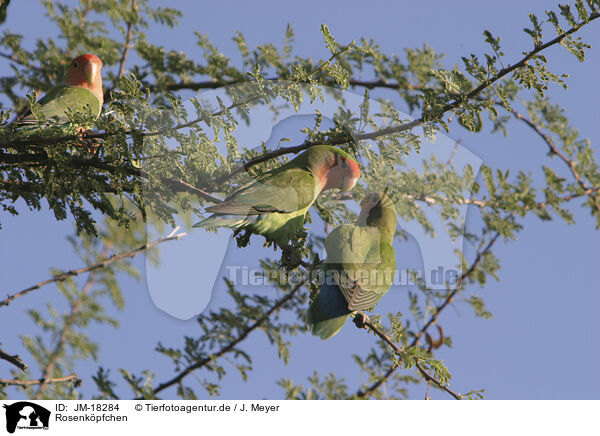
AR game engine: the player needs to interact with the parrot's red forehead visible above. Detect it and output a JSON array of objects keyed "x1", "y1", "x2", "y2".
[
  {"x1": 344, "y1": 158, "x2": 361, "y2": 178},
  {"x1": 65, "y1": 53, "x2": 104, "y2": 103},
  {"x1": 72, "y1": 54, "x2": 102, "y2": 67}
]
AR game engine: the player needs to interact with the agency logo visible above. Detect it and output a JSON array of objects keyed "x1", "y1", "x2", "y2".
[{"x1": 2, "y1": 402, "x2": 50, "y2": 433}]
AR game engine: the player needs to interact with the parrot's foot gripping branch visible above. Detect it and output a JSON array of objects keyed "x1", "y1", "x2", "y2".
[{"x1": 352, "y1": 311, "x2": 369, "y2": 329}]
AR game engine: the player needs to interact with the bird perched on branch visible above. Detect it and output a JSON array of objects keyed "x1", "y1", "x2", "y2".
[
  {"x1": 14, "y1": 54, "x2": 104, "y2": 132},
  {"x1": 194, "y1": 145, "x2": 361, "y2": 249},
  {"x1": 306, "y1": 191, "x2": 397, "y2": 339}
]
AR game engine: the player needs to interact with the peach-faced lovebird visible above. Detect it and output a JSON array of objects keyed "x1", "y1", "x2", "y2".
[
  {"x1": 15, "y1": 54, "x2": 103, "y2": 130},
  {"x1": 194, "y1": 145, "x2": 361, "y2": 248},
  {"x1": 306, "y1": 191, "x2": 397, "y2": 339}
]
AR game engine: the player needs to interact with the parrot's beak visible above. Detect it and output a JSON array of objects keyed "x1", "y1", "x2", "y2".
[
  {"x1": 340, "y1": 175, "x2": 358, "y2": 192},
  {"x1": 356, "y1": 197, "x2": 370, "y2": 225},
  {"x1": 83, "y1": 61, "x2": 98, "y2": 85}
]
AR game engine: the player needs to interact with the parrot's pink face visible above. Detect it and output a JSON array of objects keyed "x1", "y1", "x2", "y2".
[
  {"x1": 323, "y1": 155, "x2": 361, "y2": 192},
  {"x1": 65, "y1": 54, "x2": 104, "y2": 104}
]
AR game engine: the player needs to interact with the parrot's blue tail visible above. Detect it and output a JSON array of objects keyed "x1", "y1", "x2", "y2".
[{"x1": 306, "y1": 283, "x2": 350, "y2": 340}]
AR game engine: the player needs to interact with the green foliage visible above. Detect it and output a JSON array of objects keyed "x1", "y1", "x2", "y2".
[
  {"x1": 278, "y1": 372, "x2": 349, "y2": 400},
  {"x1": 1, "y1": 210, "x2": 145, "y2": 400}
]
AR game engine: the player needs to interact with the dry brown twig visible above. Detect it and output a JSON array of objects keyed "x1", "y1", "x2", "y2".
[
  {"x1": 0, "y1": 227, "x2": 186, "y2": 308},
  {"x1": 0, "y1": 374, "x2": 81, "y2": 388}
]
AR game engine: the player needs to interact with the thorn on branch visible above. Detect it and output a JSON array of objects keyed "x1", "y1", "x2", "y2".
[{"x1": 425, "y1": 325, "x2": 445, "y2": 352}]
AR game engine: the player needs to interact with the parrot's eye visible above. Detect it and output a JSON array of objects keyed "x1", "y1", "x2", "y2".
[
  {"x1": 73, "y1": 61, "x2": 79, "y2": 68},
  {"x1": 341, "y1": 159, "x2": 348, "y2": 168}
]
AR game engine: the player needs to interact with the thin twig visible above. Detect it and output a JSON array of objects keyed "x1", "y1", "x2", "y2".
[
  {"x1": 117, "y1": 0, "x2": 137, "y2": 79},
  {"x1": 411, "y1": 232, "x2": 502, "y2": 347},
  {"x1": 4, "y1": 12, "x2": 597, "y2": 196},
  {"x1": 1, "y1": 148, "x2": 592, "y2": 210},
  {"x1": 502, "y1": 103, "x2": 600, "y2": 214},
  {"x1": 157, "y1": 76, "x2": 423, "y2": 94},
  {"x1": 142, "y1": 280, "x2": 306, "y2": 399},
  {"x1": 0, "y1": 374, "x2": 81, "y2": 388},
  {"x1": 353, "y1": 312, "x2": 462, "y2": 399},
  {"x1": 354, "y1": 229, "x2": 503, "y2": 398},
  {"x1": 192, "y1": 16, "x2": 600, "y2": 186},
  {"x1": 415, "y1": 363, "x2": 461, "y2": 400},
  {"x1": 0, "y1": 52, "x2": 44, "y2": 72},
  {"x1": 36, "y1": 266, "x2": 100, "y2": 398},
  {"x1": 4, "y1": 12, "x2": 598, "y2": 155},
  {"x1": 165, "y1": 177, "x2": 223, "y2": 203},
  {"x1": 0, "y1": 227, "x2": 186, "y2": 308},
  {"x1": 0, "y1": 347, "x2": 28, "y2": 371},
  {"x1": 0, "y1": 151, "x2": 223, "y2": 203}
]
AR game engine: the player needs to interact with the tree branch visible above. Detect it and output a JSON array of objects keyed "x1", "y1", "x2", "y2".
[
  {"x1": 0, "y1": 374, "x2": 81, "y2": 388},
  {"x1": 0, "y1": 347, "x2": 28, "y2": 371},
  {"x1": 0, "y1": 51, "x2": 44, "y2": 72},
  {"x1": 142, "y1": 279, "x2": 306, "y2": 399},
  {"x1": 117, "y1": 0, "x2": 137, "y2": 79},
  {"x1": 4, "y1": 9, "x2": 599, "y2": 157},
  {"x1": 414, "y1": 362, "x2": 461, "y2": 399},
  {"x1": 0, "y1": 227, "x2": 186, "y2": 308},
  {"x1": 411, "y1": 231, "x2": 502, "y2": 347},
  {"x1": 4, "y1": 147, "x2": 592, "y2": 214},
  {"x1": 3, "y1": 20, "x2": 595, "y2": 220},
  {"x1": 347, "y1": 11, "x2": 600, "y2": 146},
  {"x1": 157, "y1": 77, "x2": 423, "y2": 94},
  {"x1": 354, "y1": 229, "x2": 502, "y2": 398},
  {"x1": 353, "y1": 312, "x2": 462, "y2": 400},
  {"x1": 502, "y1": 103, "x2": 600, "y2": 214},
  {"x1": 36, "y1": 269, "x2": 98, "y2": 398},
  {"x1": 189, "y1": 16, "x2": 600, "y2": 187},
  {"x1": 0, "y1": 150, "x2": 223, "y2": 203}
]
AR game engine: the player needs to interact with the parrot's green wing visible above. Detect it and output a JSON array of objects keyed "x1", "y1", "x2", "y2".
[
  {"x1": 324, "y1": 224, "x2": 396, "y2": 311},
  {"x1": 17, "y1": 86, "x2": 102, "y2": 127},
  {"x1": 206, "y1": 167, "x2": 319, "y2": 215}
]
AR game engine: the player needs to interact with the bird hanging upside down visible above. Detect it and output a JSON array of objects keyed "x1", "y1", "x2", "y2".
[{"x1": 306, "y1": 191, "x2": 397, "y2": 339}]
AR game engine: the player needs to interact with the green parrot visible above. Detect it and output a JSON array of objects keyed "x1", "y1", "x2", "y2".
[
  {"x1": 14, "y1": 54, "x2": 104, "y2": 131},
  {"x1": 194, "y1": 145, "x2": 361, "y2": 248},
  {"x1": 306, "y1": 191, "x2": 397, "y2": 339}
]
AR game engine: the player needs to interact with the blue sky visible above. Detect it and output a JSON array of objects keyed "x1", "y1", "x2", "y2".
[{"x1": 1, "y1": 0, "x2": 599, "y2": 400}]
